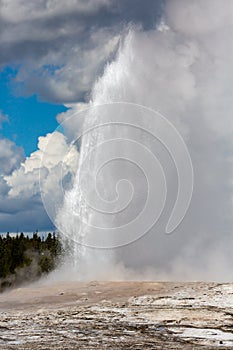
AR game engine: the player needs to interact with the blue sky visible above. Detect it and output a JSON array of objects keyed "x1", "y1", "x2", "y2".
[{"x1": 0, "y1": 67, "x2": 67, "y2": 156}]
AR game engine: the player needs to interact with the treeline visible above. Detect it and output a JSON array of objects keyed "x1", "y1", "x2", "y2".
[{"x1": 0, "y1": 232, "x2": 62, "y2": 291}]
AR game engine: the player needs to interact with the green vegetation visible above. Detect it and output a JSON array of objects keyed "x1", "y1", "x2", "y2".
[{"x1": 0, "y1": 232, "x2": 62, "y2": 292}]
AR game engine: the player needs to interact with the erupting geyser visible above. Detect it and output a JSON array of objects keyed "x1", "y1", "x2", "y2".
[
  {"x1": 54, "y1": 102, "x2": 193, "y2": 279},
  {"x1": 41, "y1": 0, "x2": 233, "y2": 282}
]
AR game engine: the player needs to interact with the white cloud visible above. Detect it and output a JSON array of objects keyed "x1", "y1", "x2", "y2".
[
  {"x1": 0, "y1": 138, "x2": 24, "y2": 175},
  {"x1": 5, "y1": 131, "x2": 79, "y2": 199},
  {"x1": 0, "y1": 131, "x2": 78, "y2": 231}
]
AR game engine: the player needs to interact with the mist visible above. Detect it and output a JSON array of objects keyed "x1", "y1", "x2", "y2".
[{"x1": 47, "y1": 0, "x2": 233, "y2": 282}]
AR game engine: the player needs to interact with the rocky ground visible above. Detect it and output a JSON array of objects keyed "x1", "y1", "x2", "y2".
[{"x1": 0, "y1": 281, "x2": 233, "y2": 349}]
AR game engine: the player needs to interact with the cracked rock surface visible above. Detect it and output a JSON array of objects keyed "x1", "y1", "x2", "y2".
[{"x1": 0, "y1": 281, "x2": 233, "y2": 349}]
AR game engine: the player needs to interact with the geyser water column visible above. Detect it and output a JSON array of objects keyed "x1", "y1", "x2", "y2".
[
  {"x1": 40, "y1": 102, "x2": 193, "y2": 279},
  {"x1": 39, "y1": 1, "x2": 233, "y2": 281}
]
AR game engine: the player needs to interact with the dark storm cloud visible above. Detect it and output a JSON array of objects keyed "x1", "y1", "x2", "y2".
[{"x1": 0, "y1": 0, "x2": 164, "y2": 103}]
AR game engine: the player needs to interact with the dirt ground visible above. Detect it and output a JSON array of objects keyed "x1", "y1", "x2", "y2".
[{"x1": 0, "y1": 281, "x2": 233, "y2": 349}]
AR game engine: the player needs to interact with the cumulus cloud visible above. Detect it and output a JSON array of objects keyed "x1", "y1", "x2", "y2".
[
  {"x1": 0, "y1": 137, "x2": 24, "y2": 175},
  {"x1": 0, "y1": 131, "x2": 79, "y2": 231},
  {"x1": 6, "y1": 132, "x2": 76, "y2": 196},
  {"x1": 14, "y1": 31, "x2": 120, "y2": 102},
  {"x1": 0, "y1": 0, "x2": 163, "y2": 103}
]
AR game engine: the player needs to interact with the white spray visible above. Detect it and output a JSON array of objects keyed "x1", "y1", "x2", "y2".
[{"x1": 54, "y1": 0, "x2": 233, "y2": 282}]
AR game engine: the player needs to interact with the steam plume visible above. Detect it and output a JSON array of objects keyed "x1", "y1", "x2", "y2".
[{"x1": 52, "y1": 0, "x2": 233, "y2": 282}]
